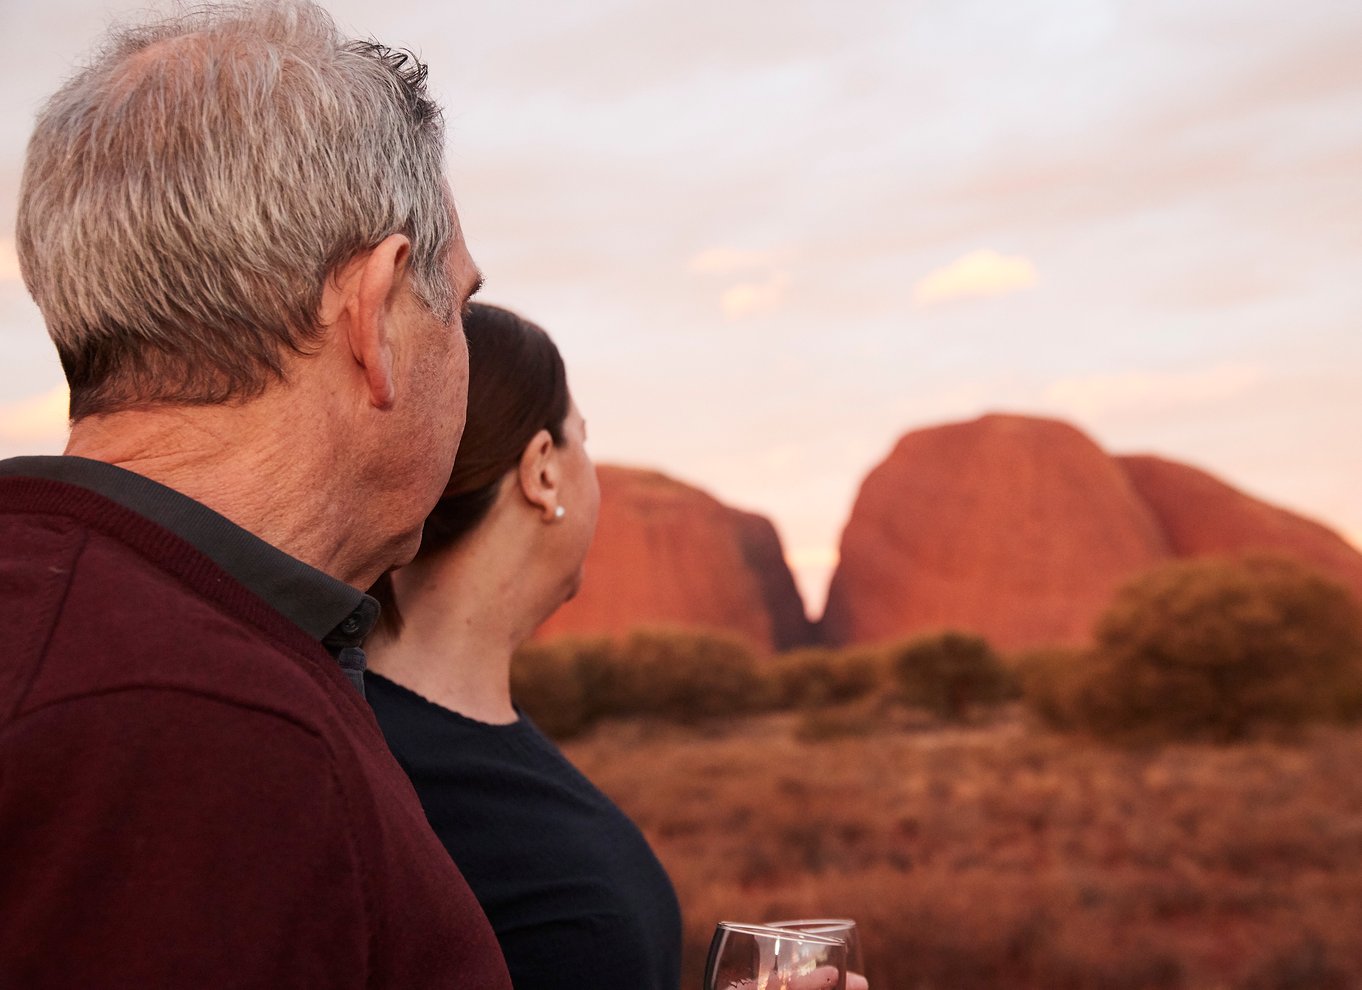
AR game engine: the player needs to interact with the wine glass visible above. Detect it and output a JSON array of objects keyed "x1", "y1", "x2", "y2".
[
  {"x1": 762, "y1": 918, "x2": 865, "y2": 978},
  {"x1": 704, "y1": 921, "x2": 847, "y2": 990}
]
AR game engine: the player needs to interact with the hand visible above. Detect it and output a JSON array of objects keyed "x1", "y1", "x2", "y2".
[{"x1": 725, "y1": 968, "x2": 869, "y2": 990}]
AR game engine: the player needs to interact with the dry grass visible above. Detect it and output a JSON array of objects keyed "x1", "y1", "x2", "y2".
[{"x1": 562, "y1": 706, "x2": 1362, "y2": 989}]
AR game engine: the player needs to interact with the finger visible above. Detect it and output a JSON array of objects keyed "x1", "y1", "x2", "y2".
[
  {"x1": 847, "y1": 973, "x2": 870, "y2": 990},
  {"x1": 787, "y1": 966, "x2": 841, "y2": 989}
]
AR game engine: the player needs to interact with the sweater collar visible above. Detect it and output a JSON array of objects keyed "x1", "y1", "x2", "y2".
[{"x1": 0, "y1": 455, "x2": 377, "y2": 646}]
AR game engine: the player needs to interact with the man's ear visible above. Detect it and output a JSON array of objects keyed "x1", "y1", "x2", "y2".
[
  {"x1": 517, "y1": 428, "x2": 561, "y2": 521},
  {"x1": 339, "y1": 233, "x2": 412, "y2": 410}
]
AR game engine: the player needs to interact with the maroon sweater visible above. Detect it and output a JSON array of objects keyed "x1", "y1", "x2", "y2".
[{"x1": 0, "y1": 476, "x2": 512, "y2": 988}]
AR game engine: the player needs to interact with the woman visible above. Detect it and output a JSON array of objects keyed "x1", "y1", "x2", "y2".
[{"x1": 366, "y1": 302, "x2": 682, "y2": 990}]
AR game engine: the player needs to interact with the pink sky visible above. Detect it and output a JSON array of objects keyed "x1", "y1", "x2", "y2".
[{"x1": 2, "y1": 0, "x2": 1359, "y2": 614}]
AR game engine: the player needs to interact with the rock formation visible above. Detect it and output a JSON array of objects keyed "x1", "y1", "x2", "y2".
[
  {"x1": 820, "y1": 414, "x2": 1362, "y2": 651},
  {"x1": 819, "y1": 414, "x2": 1171, "y2": 651},
  {"x1": 729, "y1": 509, "x2": 815, "y2": 651},
  {"x1": 1118, "y1": 455, "x2": 1362, "y2": 603},
  {"x1": 531, "y1": 418, "x2": 1361, "y2": 656},
  {"x1": 533, "y1": 466, "x2": 811, "y2": 652}
]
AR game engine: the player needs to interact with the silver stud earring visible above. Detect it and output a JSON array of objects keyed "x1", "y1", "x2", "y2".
[{"x1": 554, "y1": 505, "x2": 567, "y2": 520}]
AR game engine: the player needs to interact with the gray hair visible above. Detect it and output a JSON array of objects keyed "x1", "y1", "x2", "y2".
[{"x1": 15, "y1": 0, "x2": 455, "y2": 418}]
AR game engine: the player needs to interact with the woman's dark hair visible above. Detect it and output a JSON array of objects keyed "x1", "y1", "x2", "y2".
[{"x1": 370, "y1": 302, "x2": 570, "y2": 636}]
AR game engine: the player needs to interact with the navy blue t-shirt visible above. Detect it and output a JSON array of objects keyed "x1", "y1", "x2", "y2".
[{"x1": 366, "y1": 673, "x2": 682, "y2": 990}]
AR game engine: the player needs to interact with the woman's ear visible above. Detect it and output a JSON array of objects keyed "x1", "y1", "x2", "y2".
[{"x1": 517, "y1": 428, "x2": 561, "y2": 522}]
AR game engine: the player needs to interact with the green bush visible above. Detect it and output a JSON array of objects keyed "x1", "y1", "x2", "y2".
[
  {"x1": 513, "y1": 627, "x2": 771, "y2": 734},
  {"x1": 603, "y1": 628, "x2": 769, "y2": 723},
  {"x1": 771, "y1": 647, "x2": 888, "y2": 709},
  {"x1": 888, "y1": 631, "x2": 1016, "y2": 721},
  {"x1": 1077, "y1": 555, "x2": 1362, "y2": 744},
  {"x1": 1015, "y1": 647, "x2": 1094, "y2": 732},
  {"x1": 511, "y1": 636, "x2": 615, "y2": 738}
]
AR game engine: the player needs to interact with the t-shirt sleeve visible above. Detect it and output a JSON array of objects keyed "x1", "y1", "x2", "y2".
[{"x1": 0, "y1": 689, "x2": 368, "y2": 988}]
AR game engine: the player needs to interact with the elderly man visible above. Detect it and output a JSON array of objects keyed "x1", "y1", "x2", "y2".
[{"x1": 0, "y1": 2, "x2": 510, "y2": 986}]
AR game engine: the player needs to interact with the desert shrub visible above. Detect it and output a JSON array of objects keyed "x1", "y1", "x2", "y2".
[
  {"x1": 515, "y1": 628, "x2": 771, "y2": 732},
  {"x1": 771, "y1": 647, "x2": 889, "y2": 709},
  {"x1": 511, "y1": 636, "x2": 615, "y2": 738},
  {"x1": 1016, "y1": 646, "x2": 1097, "y2": 731},
  {"x1": 595, "y1": 627, "x2": 770, "y2": 723},
  {"x1": 794, "y1": 696, "x2": 890, "y2": 742},
  {"x1": 889, "y1": 631, "x2": 1017, "y2": 721},
  {"x1": 569, "y1": 686, "x2": 1362, "y2": 990},
  {"x1": 1082, "y1": 555, "x2": 1362, "y2": 744}
]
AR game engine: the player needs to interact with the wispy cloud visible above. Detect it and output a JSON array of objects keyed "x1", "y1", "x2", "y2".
[
  {"x1": 1041, "y1": 363, "x2": 1263, "y2": 419},
  {"x1": 0, "y1": 385, "x2": 69, "y2": 442},
  {"x1": 912, "y1": 249, "x2": 1038, "y2": 307},
  {"x1": 687, "y1": 246, "x2": 785, "y2": 275},
  {"x1": 721, "y1": 271, "x2": 791, "y2": 320},
  {"x1": 687, "y1": 246, "x2": 794, "y2": 320}
]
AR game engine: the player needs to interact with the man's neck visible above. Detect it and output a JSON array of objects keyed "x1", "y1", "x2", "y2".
[{"x1": 64, "y1": 398, "x2": 387, "y2": 589}]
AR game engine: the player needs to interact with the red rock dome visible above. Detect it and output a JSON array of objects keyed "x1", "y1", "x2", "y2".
[
  {"x1": 534, "y1": 466, "x2": 811, "y2": 652},
  {"x1": 1118, "y1": 454, "x2": 1362, "y2": 604},
  {"x1": 821, "y1": 414, "x2": 1362, "y2": 651},
  {"x1": 820, "y1": 414, "x2": 1171, "y2": 650},
  {"x1": 534, "y1": 420, "x2": 1361, "y2": 656}
]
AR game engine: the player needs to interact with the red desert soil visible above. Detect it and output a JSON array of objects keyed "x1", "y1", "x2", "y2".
[{"x1": 563, "y1": 708, "x2": 1362, "y2": 990}]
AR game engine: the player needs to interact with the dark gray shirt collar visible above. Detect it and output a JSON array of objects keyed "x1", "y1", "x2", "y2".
[{"x1": 0, "y1": 455, "x2": 379, "y2": 653}]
